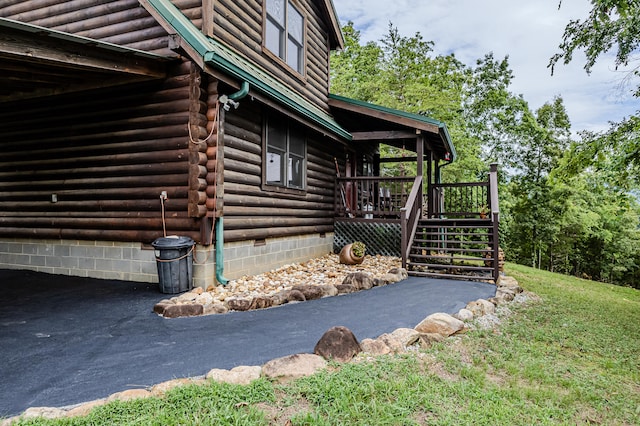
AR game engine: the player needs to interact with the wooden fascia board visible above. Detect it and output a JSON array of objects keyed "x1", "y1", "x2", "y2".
[
  {"x1": 328, "y1": 97, "x2": 440, "y2": 135},
  {"x1": 319, "y1": 0, "x2": 345, "y2": 50},
  {"x1": 0, "y1": 18, "x2": 167, "y2": 79},
  {"x1": 351, "y1": 130, "x2": 418, "y2": 140}
]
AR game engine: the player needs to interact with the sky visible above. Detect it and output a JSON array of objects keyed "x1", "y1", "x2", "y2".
[{"x1": 332, "y1": 0, "x2": 638, "y2": 135}]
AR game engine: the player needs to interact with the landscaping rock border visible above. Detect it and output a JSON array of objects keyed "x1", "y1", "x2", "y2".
[
  {"x1": 2, "y1": 273, "x2": 530, "y2": 425},
  {"x1": 153, "y1": 254, "x2": 408, "y2": 318}
]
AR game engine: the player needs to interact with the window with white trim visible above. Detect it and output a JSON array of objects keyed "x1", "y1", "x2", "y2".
[
  {"x1": 265, "y1": 0, "x2": 305, "y2": 74},
  {"x1": 265, "y1": 114, "x2": 306, "y2": 190}
]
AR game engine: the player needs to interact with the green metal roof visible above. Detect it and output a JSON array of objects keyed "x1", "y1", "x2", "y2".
[
  {"x1": 328, "y1": 94, "x2": 457, "y2": 162},
  {"x1": 141, "y1": 0, "x2": 352, "y2": 141}
]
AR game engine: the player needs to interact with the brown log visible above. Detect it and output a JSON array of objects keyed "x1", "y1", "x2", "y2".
[
  {"x1": 0, "y1": 174, "x2": 189, "y2": 192},
  {"x1": 224, "y1": 134, "x2": 261, "y2": 155},
  {"x1": 225, "y1": 145, "x2": 261, "y2": 165},
  {"x1": 0, "y1": 161, "x2": 188, "y2": 181},
  {"x1": 224, "y1": 225, "x2": 334, "y2": 243},
  {"x1": 224, "y1": 170, "x2": 261, "y2": 186},
  {"x1": 224, "y1": 205, "x2": 331, "y2": 217},
  {"x1": 0, "y1": 186, "x2": 190, "y2": 201},
  {"x1": 0, "y1": 216, "x2": 197, "y2": 231},
  {"x1": 223, "y1": 216, "x2": 330, "y2": 229},
  {"x1": 224, "y1": 158, "x2": 261, "y2": 176},
  {"x1": 188, "y1": 204, "x2": 207, "y2": 218},
  {"x1": 188, "y1": 190, "x2": 207, "y2": 205},
  {"x1": 0, "y1": 198, "x2": 188, "y2": 212},
  {"x1": 189, "y1": 177, "x2": 207, "y2": 191},
  {"x1": 224, "y1": 193, "x2": 331, "y2": 210}
]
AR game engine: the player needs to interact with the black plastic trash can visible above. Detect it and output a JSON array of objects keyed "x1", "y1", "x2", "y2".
[{"x1": 151, "y1": 236, "x2": 195, "y2": 294}]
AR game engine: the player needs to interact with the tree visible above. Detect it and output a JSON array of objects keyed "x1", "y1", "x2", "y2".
[{"x1": 550, "y1": 0, "x2": 640, "y2": 96}]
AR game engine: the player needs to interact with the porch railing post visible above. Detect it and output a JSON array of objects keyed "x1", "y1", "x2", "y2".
[
  {"x1": 401, "y1": 208, "x2": 408, "y2": 268},
  {"x1": 489, "y1": 163, "x2": 499, "y2": 216},
  {"x1": 489, "y1": 163, "x2": 500, "y2": 283}
]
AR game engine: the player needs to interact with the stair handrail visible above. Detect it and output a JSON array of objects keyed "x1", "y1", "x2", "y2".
[{"x1": 400, "y1": 175, "x2": 423, "y2": 268}]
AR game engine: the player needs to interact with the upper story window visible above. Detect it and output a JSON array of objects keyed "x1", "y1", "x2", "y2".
[
  {"x1": 265, "y1": 113, "x2": 306, "y2": 190},
  {"x1": 265, "y1": 0, "x2": 305, "y2": 74}
]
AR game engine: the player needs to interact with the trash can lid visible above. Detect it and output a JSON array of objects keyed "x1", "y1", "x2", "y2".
[{"x1": 151, "y1": 236, "x2": 195, "y2": 249}]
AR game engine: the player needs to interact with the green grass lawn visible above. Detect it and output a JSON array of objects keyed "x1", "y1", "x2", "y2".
[{"x1": 9, "y1": 263, "x2": 640, "y2": 425}]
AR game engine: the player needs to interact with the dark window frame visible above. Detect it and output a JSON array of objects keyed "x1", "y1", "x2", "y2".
[
  {"x1": 262, "y1": 112, "x2": 308, "y2": 195},
  {"x1": 263, "y1": 0, "x2": 307, "y2": 76}
]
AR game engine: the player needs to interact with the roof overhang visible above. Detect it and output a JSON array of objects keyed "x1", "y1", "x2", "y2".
[
  {"x1": 328, "y1": 94, "x2": 457, "y2": 162},
  {"x1": 0, "y1": 18, "x2": 170, "y2": 101},
  {"x1": 140, "y1": 0, "x2": 352, "y2": 142}
]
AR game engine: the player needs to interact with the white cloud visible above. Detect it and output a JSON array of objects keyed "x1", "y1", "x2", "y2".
[{"x1": 333, "y1": 0, "x2": 638, "y2": 134}]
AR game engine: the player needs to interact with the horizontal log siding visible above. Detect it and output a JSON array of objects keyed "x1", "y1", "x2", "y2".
[
  {"x1": 222, "y1": 101, "x2": 339, "y2": 242},
  {"x1": 0, "y1": 61, "x2": 199, "y2": 243},
  {"x1": 0, "y1": 0, "x2": 202, "y2": 56},
  {"x1": 212, "y1": 0, "x2": 331, "y2": 112}
]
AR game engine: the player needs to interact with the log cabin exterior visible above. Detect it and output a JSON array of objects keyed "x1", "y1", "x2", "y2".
[{"x1": 0, "y1": 0, "x2": 500, "y2": 288}]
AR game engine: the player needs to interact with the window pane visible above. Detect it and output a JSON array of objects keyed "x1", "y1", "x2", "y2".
[
  {"x1": 286, "y1": 39, "x2": 302, "y2": 72},
  {"x1": 267, "y1": 149, "x2": 284, "y2": 184},
  {"x1": 288, "y1": 155, "x2": 304, "y2": 188},
  {"x1": 266, "y1": 19, "x2": 284, "y2": 58},
  {"x1": 266, "y1": 0, "x2": 285, "y2": 24},
  {"x1": 287, "y1": 2, "x2": 303, "y2": 43},
  {"x1": 267, "y1": 119, "x2": 287, "y2": 150},
  {"x1": 289, "y1": 125, "x2": 305, "y2": 156}
]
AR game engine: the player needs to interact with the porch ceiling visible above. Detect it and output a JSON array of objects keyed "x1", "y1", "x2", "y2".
[
  {"x1": 0, "y1": 18, "x2": 170, "y2": 102},
  {"x1": 328, "y1": 94, "x2": 456, "y2": 162}
]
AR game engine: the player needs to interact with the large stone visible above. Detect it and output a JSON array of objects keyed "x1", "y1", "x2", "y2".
[
  {"x1": 195, "y1": 292, "x2": 214, "y2": 305},
  {"x1": 269, "y1": 290, "x2": 290, "y2": 306},
  {"x1": 162, "y1": 303, "x2": 204, "y2": 318},
  {"x1": 226, "y1": 297, "x2": 252, "y2": 311},
  {"x1": 342, "y1": 272, "x2": 374, "y2": 290},
  {"x1": 203, "y1": 303, "x2": 228, "y2": 315},
  {"x1": 206, "y1": 365, "x2": 262, "y2": 385},
  {"x1": 335, "y1": 284, "x2": 358, "y2": 294},
  {"x1": 466, "y1": 299, "x2": 496, "y2": 317},
  {"x1": 106, "y1": 389, "x2": 152, "y2": 402},
  {"x1": 291, "y1": 284, "x2": 336, "y2": 300},
  {"x1": 65, "y1": 399, "x2": 107, "y2": 418},
  {"x1": 153, "y1": 302, "x2": 171, "y2": 315},
  {"x1": 387, "y1": 267, "x2": 408, "y2": 280},
  {"x1": 313, "y1": 326, "x2": 362, "y2": 362},
  {"x1": 378, "y1": 333, "x2": 404, "y2": 353},
  {"x1": 287, "y1": 289, "x2": 306, "y2": 302},
  {"x1": 249, "y1": 296, "x2": 274, "y2": 310},
  {"x1": 415, "y1": 313, "x2": 465, "y2": 337},
  {"x1": 150, "y1": 378, "x2": 197, "y2": 396},
  {"x1": 454, "y1": 308, "x2": 474, "y2": 321},
  {"x1": 22, "y1": 407, "x2": 66, "y2": 420},
  {"x1": 389, "y1": 328, "x2": 421, "y2": 347},
  {"x1": 261, "y1": 353, "x2": 327, "y2": 381},
  {"x1": 360, "y1": 338, "x2": 392, "y2": 355},
  {"x1": 418, "y1": 333, "x2": 446, "y2": 346}
]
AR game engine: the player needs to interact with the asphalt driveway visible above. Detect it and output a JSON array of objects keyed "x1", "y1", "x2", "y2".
[{"x1": 0, "y1": 269, "x2": 495, "y2": 417}]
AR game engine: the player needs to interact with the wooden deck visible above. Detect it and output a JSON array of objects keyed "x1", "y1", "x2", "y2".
[{"x1": 335, "y1": 164, "x2": 500, "y2": 283}]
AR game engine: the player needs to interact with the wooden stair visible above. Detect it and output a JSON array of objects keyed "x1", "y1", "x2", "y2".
[{"x1": 407, "y1": 218, "x2": 499, "y2": 282}]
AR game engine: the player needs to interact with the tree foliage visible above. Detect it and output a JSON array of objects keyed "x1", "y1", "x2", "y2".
[{"x1": 550, "y1": 0, "x2": 640, "y2": 96}]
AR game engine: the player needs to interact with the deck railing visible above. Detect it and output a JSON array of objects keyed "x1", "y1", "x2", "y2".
[
  {"x1": 428, "y1": 163, "x2": 499, "y2": 219},
  {"x1": 400, "y1": 176, "x2": 423, "y2": 268},
  {"x1": 335, "y1": 176, "x2": 416, "y2": 220}
]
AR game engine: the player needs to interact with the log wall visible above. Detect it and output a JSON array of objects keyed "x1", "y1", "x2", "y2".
[
  {"x1": 0, "y1": 61, "x2": 200, "y2": 243},
  {"x1": 222, "y1": 100, "x2": 342, "y2": 243},
  {"x1": 0, "y1": 0, "x2": 202, "y2": 56},
  {"x1": 210, "y1": 0, "x2": 332, "y2": 112}
]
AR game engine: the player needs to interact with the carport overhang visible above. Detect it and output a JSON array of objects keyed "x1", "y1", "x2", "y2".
[{"x1": 0, "y1": 17, "x2": 171, "y2": 102}]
